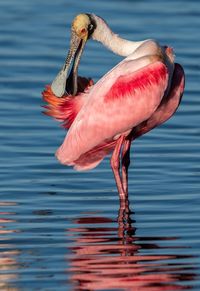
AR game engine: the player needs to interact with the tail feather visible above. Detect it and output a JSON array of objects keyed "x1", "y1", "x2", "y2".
[
  {"x1": 42, "y1": 77, "x2": 93, "y2": 129},
  {"x1": 42, "y1": 85, "x2": 82, "y2": 128}
]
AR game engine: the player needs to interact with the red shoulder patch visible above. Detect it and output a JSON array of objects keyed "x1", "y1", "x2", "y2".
[{"x1": 104, "y1": 62, "x2": 168, "y2": 102}]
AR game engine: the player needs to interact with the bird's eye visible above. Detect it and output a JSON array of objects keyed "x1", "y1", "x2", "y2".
[{"x1": 81, "y1": 28, "x2": 86, "y2": 34}]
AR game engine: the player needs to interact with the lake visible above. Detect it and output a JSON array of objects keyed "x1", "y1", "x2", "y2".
[{"x1": 0, "y1": 0, "x2": 200, "y2": 290}]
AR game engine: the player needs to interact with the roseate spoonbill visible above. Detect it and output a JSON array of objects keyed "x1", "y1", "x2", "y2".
[{"x1": 43, "y1": 13, "x2": 185, "y2": 199}]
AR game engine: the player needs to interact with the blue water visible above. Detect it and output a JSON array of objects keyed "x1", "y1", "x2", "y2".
[{"x1": 0, "y1": 0, "x2": 200, "y2": 290}]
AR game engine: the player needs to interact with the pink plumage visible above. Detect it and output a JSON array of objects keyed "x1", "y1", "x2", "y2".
[
  {"x1": 43, "y1": 13, "x2": 185, "y2": 198},
  {"x1": 56, "y1": 61, "x2": 168, "y2": 166},
  {"x1": 43, "y1": 62, "x2": 184, "y2": 172}
]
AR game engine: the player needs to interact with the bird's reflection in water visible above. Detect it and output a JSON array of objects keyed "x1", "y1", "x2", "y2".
[
  {"x1": 67, "y1": 198, "x2": 196, "y2": 291},
  {"x1": 0, "y1": 201, "x2": 19, "y2": 291}
]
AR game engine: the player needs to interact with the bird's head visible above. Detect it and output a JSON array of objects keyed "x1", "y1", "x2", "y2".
[
  {"x1": 72, "y1": 14, "x2": 96, "y2": 42},
  {"x1": 51, "y1": 14, "x2": 96, "y2": 97}
]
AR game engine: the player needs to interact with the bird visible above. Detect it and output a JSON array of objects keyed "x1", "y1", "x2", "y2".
[{"x1": 43, "y1": 13, "x2": 185, "y2": 199}]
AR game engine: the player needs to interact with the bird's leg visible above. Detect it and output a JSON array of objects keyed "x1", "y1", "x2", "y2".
[
  {"x1": 110, "y1": 135, "x2": 125, "y2": 199},
  {"x1": 121, "y1": 138, "x2": 131, "y2": 195},
  {"x1": 118, "y1": 196, "x2": 131, "y2": 249}
]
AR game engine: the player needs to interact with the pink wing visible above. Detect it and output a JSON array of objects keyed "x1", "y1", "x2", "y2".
[
  {"x1": 56, "y1": 61, "x2": 169, "y2": 167},
  {"x1": 133, "y1": 63, "x2": 185, "y2": 138},
  {"x1": 66, "y1": 63, "x2": 185, "y2": 171}
]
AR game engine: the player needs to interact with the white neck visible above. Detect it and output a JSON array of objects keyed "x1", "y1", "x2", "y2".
[{"x1": 91, "y1": 14, "x2": 146, "y2": 57}]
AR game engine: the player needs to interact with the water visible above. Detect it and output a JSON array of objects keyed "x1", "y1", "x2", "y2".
[{"x1": 0, "y1": 0, "x2": 200, "y2": 290}]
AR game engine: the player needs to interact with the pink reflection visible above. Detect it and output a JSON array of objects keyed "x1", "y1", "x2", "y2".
[
  {"x1": 0, "y1": 201, "x2": 19, "y2": 290},
  {"x1": 67, "y1": 199, "x2": 195, "y2": 291}
]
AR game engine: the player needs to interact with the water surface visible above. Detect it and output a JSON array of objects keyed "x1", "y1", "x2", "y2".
[{"x1": 0, "y1": 0, "x2": 200, "y2": 290}]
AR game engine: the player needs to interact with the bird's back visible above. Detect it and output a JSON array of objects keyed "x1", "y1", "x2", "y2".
[{"x1": 56, "y1": 61, "x2": 169, "y2": 167}]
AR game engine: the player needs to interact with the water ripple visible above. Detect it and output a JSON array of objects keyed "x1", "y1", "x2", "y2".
[{"x1": 1, "y1": 0, "x2": 200, "y2": 290}]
